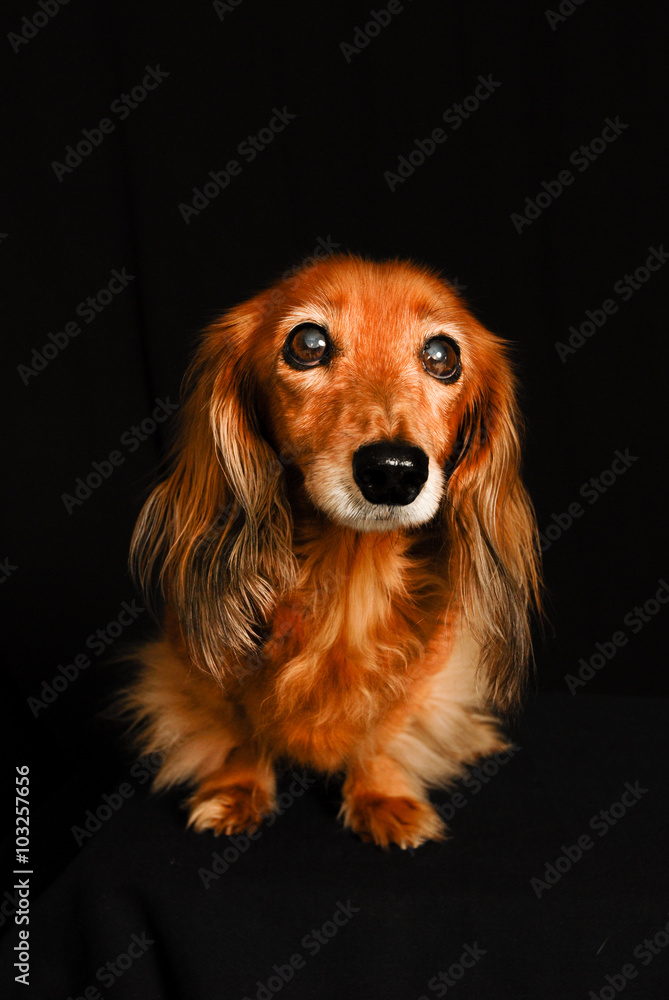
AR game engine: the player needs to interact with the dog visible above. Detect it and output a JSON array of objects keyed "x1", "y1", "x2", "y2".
[{"x1": 125, "y1": 254, "x2": 541, "y2": 849}]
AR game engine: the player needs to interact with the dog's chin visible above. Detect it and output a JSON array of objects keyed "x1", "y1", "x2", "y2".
[
  {"x1": 329, "y1": 504, "x2": 438, "y2": 533},
  {"x1": 306, "y1": 472, "x2": 443, "y2": 534}
]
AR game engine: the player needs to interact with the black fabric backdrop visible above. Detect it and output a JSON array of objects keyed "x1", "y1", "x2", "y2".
[{"x1": 1, "y1": 1, "x2": 668, "y2": 997}]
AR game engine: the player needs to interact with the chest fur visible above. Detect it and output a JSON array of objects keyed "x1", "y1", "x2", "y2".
[{"x1": 241, "y1": 529, "x2": 448, "y2": 769}]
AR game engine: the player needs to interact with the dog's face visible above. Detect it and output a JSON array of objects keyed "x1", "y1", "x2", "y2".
[{"x1": 246, "y1": 256, "x2": 501, "y2": 532}]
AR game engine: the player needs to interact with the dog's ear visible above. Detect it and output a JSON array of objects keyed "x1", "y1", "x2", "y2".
[
  {"x1": 443, "y1": 317, "x2": 542, "y2": 713},
  {"x1": 130, "y1": 295, "x2": 296, "y2": 681}
]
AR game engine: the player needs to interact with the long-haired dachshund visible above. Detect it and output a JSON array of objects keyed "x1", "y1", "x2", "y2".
[{"x1": 126, "y1": 254, "x2": 541, "y2": 849}]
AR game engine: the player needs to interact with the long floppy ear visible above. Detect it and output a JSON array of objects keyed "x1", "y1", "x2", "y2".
[
  {"x1": 443, "y1": 318, "x2": 542, "y2": 714},
  {"x1": 130, "y1": 297, "x2": 296, "y2": 681}
]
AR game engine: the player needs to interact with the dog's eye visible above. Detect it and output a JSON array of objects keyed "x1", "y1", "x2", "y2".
[
  {"x1": 283, "y1": 323, "x2": 332, "y2": 370},
  {"x1": 423, "y1": 336, "x2": 461, "y2": 382}
]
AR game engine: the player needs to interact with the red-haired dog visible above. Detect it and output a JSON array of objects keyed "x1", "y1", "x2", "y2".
[{"x1": 127, "y1": 254, "x2": 541, "y2": 848}]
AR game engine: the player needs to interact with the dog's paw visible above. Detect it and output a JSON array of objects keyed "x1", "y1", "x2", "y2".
[
  {"x1": 186, "y1": 783, "x2": 275, "y2": 836},
  {"x1": 341, "y1": 793, "x2": 445, "y2": 850}
]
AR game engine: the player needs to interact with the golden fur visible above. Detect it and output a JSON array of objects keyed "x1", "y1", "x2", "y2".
[{"x1": 124, "y1": 254, "x2": 541, "y2": 848}]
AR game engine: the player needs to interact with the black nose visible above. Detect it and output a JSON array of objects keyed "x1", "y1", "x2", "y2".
[{"x1": 352, "y1": 442, "x2": 429, "y2": 506}]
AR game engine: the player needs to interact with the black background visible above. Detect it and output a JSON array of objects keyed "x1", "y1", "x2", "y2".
[{"x1": 1, "y1": 1, "x2": 669, "y2": 996}]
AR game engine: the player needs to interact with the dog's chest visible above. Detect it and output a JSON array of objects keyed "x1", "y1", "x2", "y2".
[{"x1": 241, "y1": 540, "x2": 447, "y2": 769}]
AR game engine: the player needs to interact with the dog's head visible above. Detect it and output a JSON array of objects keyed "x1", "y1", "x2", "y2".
[{"x1": 132, "y1": 255, "x2": 541, "y2": 709}]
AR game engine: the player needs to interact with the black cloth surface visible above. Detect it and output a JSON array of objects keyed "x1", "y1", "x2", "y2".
[{"x1": 1, "y1": 693, "x2": 668, "y2": 999}]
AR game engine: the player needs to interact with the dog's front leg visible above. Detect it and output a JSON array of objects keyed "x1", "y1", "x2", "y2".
[
  {"x1": 339, "y1": 753, "x2": 445, "y2": 849},
  {"x1": 186, "y1": 743, "x2": 276, "y2": 836}
]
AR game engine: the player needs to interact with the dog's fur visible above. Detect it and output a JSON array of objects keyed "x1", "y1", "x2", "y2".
[{"x1": 124, "y1": 254, "x2": 541, "y2": 848}]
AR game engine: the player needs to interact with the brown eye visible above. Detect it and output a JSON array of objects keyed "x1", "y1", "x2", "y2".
[
  {"x1": 422, "y1": 335, "x2": 461, "y2": 382},
  {"x1": 283, "y1": 323, "x2": 332, "y2": 369}
]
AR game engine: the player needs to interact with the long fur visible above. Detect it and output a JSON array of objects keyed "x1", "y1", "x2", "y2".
[
  {"x1": 125, "y1": 254, "x2": 542, "y2": 848},
  {"x1": 130, "y1": 299, "x2": 297, "y2": 676}
]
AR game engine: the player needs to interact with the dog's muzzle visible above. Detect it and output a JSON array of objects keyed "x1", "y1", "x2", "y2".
[{"x1": 352, "y1": 442, "x2": 429, "y2": 506}]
